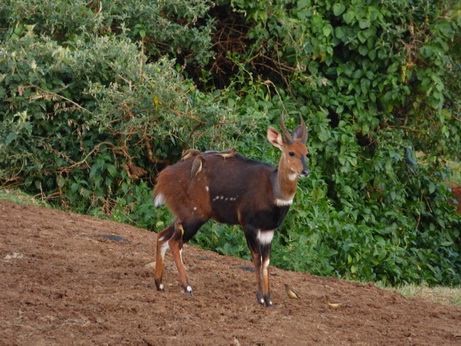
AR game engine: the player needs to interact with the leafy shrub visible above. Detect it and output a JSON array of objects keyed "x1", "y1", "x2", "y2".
[
  {"x1": 0, "y1": 0, "x2": 214, "y2": 66},
  {"x1": 0, "y1": 31, "x2": 240, "y2": 226}
]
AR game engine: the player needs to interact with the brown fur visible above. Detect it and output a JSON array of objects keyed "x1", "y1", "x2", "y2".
[{"x1": 154, "y1": 158, "x2": 212, "y2": 222}]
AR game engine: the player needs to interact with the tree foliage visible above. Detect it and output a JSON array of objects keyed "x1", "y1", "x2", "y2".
[{"x1": 1, "y1": 0, "x2": 460, "y2": 286}]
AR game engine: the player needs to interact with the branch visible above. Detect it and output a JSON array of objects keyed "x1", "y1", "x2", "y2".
[{"x1": 20, "y1": 85, "x2": 93, "y2": 115}]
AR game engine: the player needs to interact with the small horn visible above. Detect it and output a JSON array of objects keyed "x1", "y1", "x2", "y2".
[{"x1": 280, "y1": 114, "x2": 294, "y2": 144}]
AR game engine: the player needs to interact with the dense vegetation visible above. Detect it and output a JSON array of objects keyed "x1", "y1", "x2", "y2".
[{"x1": 1, "y1": 0, "x2": 460, "y2": 286}]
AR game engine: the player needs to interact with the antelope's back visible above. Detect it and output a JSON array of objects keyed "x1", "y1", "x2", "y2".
[{"x1": 153, "y1": 154, "x2": 276, "y2": 223}]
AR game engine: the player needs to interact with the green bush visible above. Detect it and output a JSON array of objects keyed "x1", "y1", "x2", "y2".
[{"x1": 0, "y1": 31, "x2": 239, "y2": 223}]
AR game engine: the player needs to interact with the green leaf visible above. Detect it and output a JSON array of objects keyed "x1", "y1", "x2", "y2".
[
  {"x1": 297, "y1": 0, "x2": 310, "y2": 8},
  {"x1": 318, "y1": 128, "x2": 330, "y2": 142},
  {"x1": 358, "y1": 45, "x2": 368, "y2": 56},
  {"x1": 343, "y1": 11, "x2": 355, "y2": 24},
  {"x1": 308, "y1": 60, "x2": 319, "y2": 74},
  {"x1": 107, "y1": 164, "x2": 117, "y2": 177},
  {"x1": 335, "y1": 26, "x2": 346, "y2": 39},
  {"x1": 359, "y1": 20, "x2": 370, "y2": 29},
  {"x1": 4, "y1": 132, "x2": 18, "y2": 145},
  {"x1": 57, "y1": 176, "x2": 66, "y2": 188},
  {"x1": 333, "y1": 3, "x2": 346, "y2": 16},
  {"x1": 351, "y1": 265, "x2": 357, "y2": 273}
]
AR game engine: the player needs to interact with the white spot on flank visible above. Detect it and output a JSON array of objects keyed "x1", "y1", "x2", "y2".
[
  {"x1": 206, "y1": 186, "x2": 209, "y2": 191},
  {"x1": 193, "y1": 207, "x2": 197, "y2": 211},
  {"x1": 258, "y1": 230, "x2": 274, "y2": 245},
  {"x1": 274, "y1": 198, "x2": 293, "y2": 207},
  {"x1": 154, "y1": 193, "x2": 166, "y2": 207}
]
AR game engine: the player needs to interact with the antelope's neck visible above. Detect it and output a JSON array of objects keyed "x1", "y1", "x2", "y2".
[{"x1": 272, "y1": 157, "x2": 298, "y2": 206}]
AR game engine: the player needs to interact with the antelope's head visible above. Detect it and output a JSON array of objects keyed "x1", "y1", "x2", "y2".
[{"x1": 267, "y1": 115, "x2": 310, "y2": 179}]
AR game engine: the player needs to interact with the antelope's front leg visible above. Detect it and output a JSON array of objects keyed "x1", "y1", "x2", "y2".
[
  {"x1": 259, "y1": 230, "x2": 274, "y2": 308},
  {"x1": 245, "y1": 228, "x2": 275, "y2": 308}
]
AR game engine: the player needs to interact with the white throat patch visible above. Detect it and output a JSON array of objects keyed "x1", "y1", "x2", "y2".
[
  {"x1": 288, "y1": 173, "x2": 298, "y2": 181},
  {"x1": 274, "y1": 198, "x2": 293, "y2": 207}
]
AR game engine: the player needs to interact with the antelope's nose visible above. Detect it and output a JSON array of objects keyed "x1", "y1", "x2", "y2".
[{"x1": 300, "y1": 168, "x2": 310, "y2": 177}]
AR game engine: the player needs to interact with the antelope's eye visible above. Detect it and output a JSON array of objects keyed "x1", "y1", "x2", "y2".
[{"x1": 288, "y1": 152, "x2": 295, "y2": 157}]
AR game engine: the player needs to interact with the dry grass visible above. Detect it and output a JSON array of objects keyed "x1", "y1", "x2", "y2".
[
  {"x1": 391, "y1": 284, "x2": 461, "y2": 307},
  {"x1": 0, "y1": 188, "x2": 49, "y2": 207}
]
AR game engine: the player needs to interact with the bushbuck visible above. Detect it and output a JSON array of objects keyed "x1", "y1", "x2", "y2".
[{"x1": 153, "y1": 115, "x2": 309, "y2": 307}]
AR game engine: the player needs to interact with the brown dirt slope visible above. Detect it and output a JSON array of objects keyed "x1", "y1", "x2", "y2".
[{"x1": 1, "y1": 201, "x2": 460, "y2": 345}]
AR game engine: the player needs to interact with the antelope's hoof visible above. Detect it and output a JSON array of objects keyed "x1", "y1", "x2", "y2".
[
  {"x1": 155, "y1": 280, "x2": 165, "y2": 292},
  {"x1": 263, "y1": 300, "x2": 275, "y2": 309},
  {"x1": 257, "y1": 295, "x2": 274, "y2": 308},
  {"x1": 183, "y1": 285, "x2": 193, "y2": 296}
]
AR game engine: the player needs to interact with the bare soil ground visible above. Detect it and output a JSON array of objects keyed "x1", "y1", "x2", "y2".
[{"x1": 1, "y1": 200, "x2": 461, "y2": 345}]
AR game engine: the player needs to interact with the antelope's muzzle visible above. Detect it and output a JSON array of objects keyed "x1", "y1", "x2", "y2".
[
  {"x1": 300, "y1": 168, "x2": 310, "y2": 177},
  {"x1": 300, "y1": 156, "x2": 310, "y2": 177}
]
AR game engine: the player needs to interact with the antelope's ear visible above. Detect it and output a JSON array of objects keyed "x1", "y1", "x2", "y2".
[
  {"x1": 267, "y1": 127, "x2": 284, "y2": 149},
  {"x1": 292, "y1": 115, "x2": 308, "y2": 143},
  {"x1": 292, "y1": 125, "x2": 308, "y2": 143}
]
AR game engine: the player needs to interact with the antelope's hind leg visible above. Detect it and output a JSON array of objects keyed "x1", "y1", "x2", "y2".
[
  {"x1": 168, "y1": 220, "x2": 193, "y2": 295},
  {"x1": 154, "y1": 223, "x2": 175, "y2": 291},
  {"x1": 155, "y1": 218, "x2": 205, "y2": 296}
]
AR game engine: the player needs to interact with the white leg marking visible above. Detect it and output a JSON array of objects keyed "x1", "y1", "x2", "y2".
[
  {"x1": 264, "y1": 257, "x2": 270, "y2": 267},
  {"x1": 161, "y1": 242, "x2": 169, "y2": 259},
  {"x1": 154, "y1": 193, "x2": 165, "y2": 207},
  {"x1": 186, "y1": 286, "x2": 192, "y2": 292},
  {"x1": 258, "y1": 230, "x2": 274, "y2": 245},
  {"x1": 159, "y1": 283, "x2": 164, "y2": 290},
  {"x1": 262, "y1": 258, "x2": 270, "y2": 275},
  {"x1": 179, "y1": 249, "x2": 186, "y2": 267}
]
